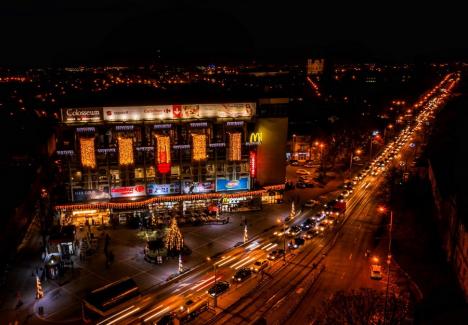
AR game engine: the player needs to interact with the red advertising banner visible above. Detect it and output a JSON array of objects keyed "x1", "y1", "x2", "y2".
[{"x1": 249, "y1": 151, "x2": 257, "y2": 178}]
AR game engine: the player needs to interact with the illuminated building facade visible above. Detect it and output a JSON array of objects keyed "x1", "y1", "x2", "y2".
[{"x1": 54, "y1": 102, "x2": 287, "y2": 224}]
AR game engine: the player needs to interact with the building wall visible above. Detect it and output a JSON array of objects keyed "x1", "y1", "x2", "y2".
[{"x1": 255, "y1": 117, "x2": 288, "y2": 187}]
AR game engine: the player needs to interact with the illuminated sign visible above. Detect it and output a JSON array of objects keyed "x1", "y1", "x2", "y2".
[
  {"x1": 181, "y1": 181, "x2": 214, "y2": 194},
  {"x1": 147, "y1": 183, "x2": 180, "y2": 196},
  {"x1": 249, "y1": 151, "x2": 257, "y2": 178},
  {"x1": 111, "y1": 185, "x2": 146, "y2": 198},
  {"x1": 249, "y1": 132, "x2": 263, "y2": 143},
  {"x1": 61, "y1": 107, "x2": 103, "y2": 123},
  {"x1": 73, "y1": 189, "x2": 110, "y2": 202},
  {"x1": 216, "y1": 177, "x2": 250, "y2": 192}
]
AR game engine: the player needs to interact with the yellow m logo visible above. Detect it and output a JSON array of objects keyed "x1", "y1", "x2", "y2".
[{"x1": 249, "y1": 132, "x2": 263, "y2": 143}]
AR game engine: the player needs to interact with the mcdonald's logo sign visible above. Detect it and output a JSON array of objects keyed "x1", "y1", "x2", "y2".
[{"x1": 249, "y1": 132, "x2": 263, "y2": 143}]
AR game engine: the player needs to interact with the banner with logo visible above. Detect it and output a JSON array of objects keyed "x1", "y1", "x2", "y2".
[
  {"x1": 181, "y1": 181, "x2": 214, "y2": 194},
  {"x1": 216, "y1": 177, "x2": 250, "y2": 192},
  {"x1": 73, "y1": 189, "x2": 110, "y2": 202},
  {"x1": 61, "y1": 107, "x2": 103, "y2": 123},
  {"x1": 101, "y1": 103, "x2": 255, "y2": 122},
  {"x1": 147, "y1": 183, "x2": 181, "y2": 196},
  {"x1": 111, "y1": 185, "x2": 146, "y2": 198}
]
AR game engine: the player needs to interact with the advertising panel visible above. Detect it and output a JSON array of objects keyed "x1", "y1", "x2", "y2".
[
  {"x1": 249, "y1": 151, "x2": 257, "y2": 178},
  {"x1": 73, "y1": 189, "x2": 110, "y2": 202},
  {"x1": 147, "y1": 183, "x2": 181, "y2": 196},
  {"x1": 61, "y1": 107, "x2": 103, "y2": 123},
  {"x1": 111, "y1": 185, "x2": 146, "y2": 198},
  {"x1": 181, "y1": 181, "x2": 214, "y2": 194},
  {"x1": 216, "y1": 177, "x2": 250, "y2": 192},
  {"x1": 101, "y1": 103, "x2": 255, "y2": 122}
]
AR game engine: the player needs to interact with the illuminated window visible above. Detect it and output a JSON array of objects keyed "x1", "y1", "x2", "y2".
[
  {"x1": 228, "y1": 132, "x2": 242, "y2": 161},
  {"x1": 191, "y1": 134, "x2": 207, "y2": 161},
  {"x1": 118, "y1": 137, "x2": 134, "y2": 166},
  {"x1": 79, "y1": 137, "x2": 96, "y2": 169}
]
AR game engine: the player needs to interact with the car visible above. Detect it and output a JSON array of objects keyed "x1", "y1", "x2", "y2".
[
  {"x1": 273, "y1": 226, "x2": 289, "y2": 237},
  {"x1": 267, "y1": 249, "x2": 285, "y2": 260},
  {"x1": 250, "y1": 259, "x2": 269, "y2": 273},
  {"x1": 296, "y1": 169, "x2": 310, "y2": 175},
  {"x1": 290, "y1": 160, "x2": 299, "y2": 166},
  {"x1": 232, "y1": 267, "x2": 252, "y2": 283},
  {"x1": 287, "y1": 225, "x2": 302, "y2": 237},
  {"x1": 304, "y1": 199, "x2": 320, "y2": 208},
  {"x1": 300, "y1": 219, "x2": 315, "y2": 231},
  {"x1": 288, "y1": 237, "x2": 305, "y2": 249},
  {"x1": 304, "y1": 163, "x2": 314, "y2": 168},
  {"x1": 208, "y1": 281, "x2": 230, "y2": 297},
  {"x1": 370, "y1": 264, "x2": 383, "y2": 280},
  {"x1": 304, "y1": 230, "x2": 316, "y2": 239}
]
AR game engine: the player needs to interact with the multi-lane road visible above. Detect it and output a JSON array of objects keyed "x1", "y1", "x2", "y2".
[{"x1": 94, "y1": 72, "x2": 459, "y2": 325}]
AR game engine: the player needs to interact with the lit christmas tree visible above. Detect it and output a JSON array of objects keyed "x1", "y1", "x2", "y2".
[
  {"x1": 165, "y1": 218, "x2": 184, "y2": 253},
  {"x1": 35, "y1": 276, "x2": 43, "y2": 299},
  {"x1": 289, "y1": 201, "x2": 296, "y2": 219},
  {"x1": 243, "y1": 224, "x2": 248, "y2": 243}
]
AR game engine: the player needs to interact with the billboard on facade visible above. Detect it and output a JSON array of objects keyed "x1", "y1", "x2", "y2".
[
  {"x1": 147, "y1": 183, "x2": 181, "y2": 196},
  {"x1": 111, "y1": 185, "x2": 146, "y2": 198},
  {"x1": 61, "y1": 107, "x2": 103, "y2": 123},
  {"x1": 73, "y1": 189, "x2": 110, "y2": 202},
  {"x1": 181, "y1": 181, "x2": 214, "y2": 194},
  {"x1": 216, "y1": 177, "x2": 250, "y2": 192},
  {"x1": 100, "y1": 103, "x2": 255, "y2": 122}
]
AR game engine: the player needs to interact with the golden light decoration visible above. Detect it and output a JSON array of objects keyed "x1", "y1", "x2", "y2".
[
  {"x1": 165, "y1": 218, "x2": 184, "y2": 251},
  {"x1": 191, "y1": 134, "x2": 207, "y2": 161},
  {"x1": 228, "y1": 132, "x2": 242, "y2": 161},
  {"x1": 79, "y1": 137, "x2": 96, "y2": 169},
  {"x1": 155, "y1": 135, "x2": 171, "y2": 164},
  {"x1": 118, "y1": 137, "x2": 134, "y2": 166}
]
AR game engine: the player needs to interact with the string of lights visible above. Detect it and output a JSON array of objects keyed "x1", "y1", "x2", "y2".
[
  {"x1": 192, "y1": 133, "x2": 207, "y2": 161},
  {"x1": 155, "y1": 135, "x2": 171, "y2": 164},
  {"x1": 118, "y1": 137, "x2": 134, "y2": 166},
  {"x1": 228, "y1": 132, "x2": 242, "y2": 161},
  {"x1": 79, "y1": 137, "x2": 96, "y2": 169},
  {"x1": 165, "y1": 218, "x2": 184, "y2": 251}
]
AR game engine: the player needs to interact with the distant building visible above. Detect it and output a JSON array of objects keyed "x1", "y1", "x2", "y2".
[{"x1": 307, "y1": 59, "x2": 325, "y2": 75}]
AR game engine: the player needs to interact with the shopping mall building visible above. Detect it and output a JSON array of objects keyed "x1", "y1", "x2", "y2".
[{"x1": 53, "y1": 102, "x2": 288, "y2": 227}]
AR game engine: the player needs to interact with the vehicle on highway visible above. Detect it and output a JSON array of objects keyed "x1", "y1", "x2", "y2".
[
  {"x1": 286, "y1": 225, "x2": 302, "y2": 237},
  {"x1": 171, "y1": 296, "x2": 210, "y2": 324},
  {"x1": 370, "y1": 264, "x2": 383, "y2": 280},
  {"x1": 250, "y1": 259, "x2": 269, "y2": 273},
  {"x1": 274, "y1": 227, "x2": 290, "y2": 237},
  {"x1": 296, "y1": 169, "x2": 310, "y2": 175},
  {"x1": 267, "y1": 249, "x2": 285, "y2": 260},
  {"x1": 232, "y1": 268, "x2": 252, "y2": 283},
  {"x1": 208, "y1": 281, "x2": 230, "y2": 297},
  {"x1": 290, "y1": 160, "x2": 300, "y2": 166},
  {"x1": 304, "y1": 199, "x2": 320, "y2": 208},
  {"x1": 288, "y1": 237, "x2": 305, "y2": 249},
  {"x1": 300, "y1": 218, "x2": 315, "y2": 231},
  {"x1": 304, "y1": 230, "x2": 316, "y2": 239}
]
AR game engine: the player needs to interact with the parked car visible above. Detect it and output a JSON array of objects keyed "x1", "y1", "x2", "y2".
[
  {"x1": 304, "y1": 230, "x2": 316, "y2": 239},
  {"x1": 208, "y1": 281, "x2": 230, "y2": 297},
  {"x1": 232, "y1": 268, "x2": 252, "y2": 283},
  {"x1": 250, "y1": 259, "x2": 269, "y2": 273},
  {"x1": 370, "y1": 264, "x2": 382, "y2": 280},
  {"x1": 286, "y1": 225, "x2": 302, "y2": 237}
]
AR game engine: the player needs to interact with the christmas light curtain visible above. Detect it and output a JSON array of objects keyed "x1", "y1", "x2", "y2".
[
  {"x1": 118, "y1": 137, "x2": 134, "y2": 166},
  {"x1": 191, "y1": 134, "x2": 207, "y2": 161},
  {"x1": 79, "y1": 137, "x2": 96, "y2": 169},
  {"x1": 155, "y1": 135, "x2": 171, "y2": 164},
  {"x1": 228, "y1": 132, "x2": 242, "y2": 161}
]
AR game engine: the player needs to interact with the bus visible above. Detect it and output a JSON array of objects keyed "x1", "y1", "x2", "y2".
[{"x1": 82, "y1": 277, "x2": 141, "y2": 322}]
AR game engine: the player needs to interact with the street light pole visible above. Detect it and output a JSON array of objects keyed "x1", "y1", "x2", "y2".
[{"x1": 383, "y1": 210, "x2": 393, "y2": 325}]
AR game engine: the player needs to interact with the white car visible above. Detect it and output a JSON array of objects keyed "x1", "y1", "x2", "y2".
[
  {"x1": 304, "y1": 199, "x2": 320, "y2": 208},
  {"x1": 296, "y1": 169, "x2": 310, "y2": 175}
]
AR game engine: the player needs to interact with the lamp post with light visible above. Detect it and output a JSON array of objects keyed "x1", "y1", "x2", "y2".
[
  {"x1": 349, "y1": 148, "x2": 362, "y2": 173},
  {"x1": 206, "y1": 257, "x2": 218, "y2": 307}
]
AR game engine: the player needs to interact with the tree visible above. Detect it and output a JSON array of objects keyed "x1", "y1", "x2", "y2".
[
  {"x1": 315, "y1": 288, "x2": 408, "y2": 325},
  {"x1": 165, "y1": 218, "x2": 184, "y2": 254}
]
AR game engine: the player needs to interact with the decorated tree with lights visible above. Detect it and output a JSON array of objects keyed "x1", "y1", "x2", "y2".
[
  {"x1": 289, "y1": 201, "x2": 296, "y2": 219},
  {"x1": 165, "y1": 218, "x2": 184, "y2": 255},
  {"x1": 243, "y1": 224, "x2": 248, "y2": 243}
]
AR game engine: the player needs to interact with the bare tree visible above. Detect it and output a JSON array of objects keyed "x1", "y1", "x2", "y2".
[{"x1": 315, "y1": 288, "x2": 409, "y2": 325}]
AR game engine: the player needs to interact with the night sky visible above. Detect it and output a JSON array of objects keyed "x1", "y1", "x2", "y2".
[{"x1": 0, "y1": 0, "x2": 465, "y2": 66}]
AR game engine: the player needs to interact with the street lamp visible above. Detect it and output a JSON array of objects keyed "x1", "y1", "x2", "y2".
[
  {"x1": 276, "y1": 218, "x2": 287, "y2": 262},
  {"x1": 349, "y1": 148, "x2": 362, "y2": 173},
  {"x1": 206, "y1": 257, "x2": 218, "y2": 308}
]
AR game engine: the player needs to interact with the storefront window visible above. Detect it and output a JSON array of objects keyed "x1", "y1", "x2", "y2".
[{"x1": 135, "y1": 168, "x2": 145, "y2": 179}]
